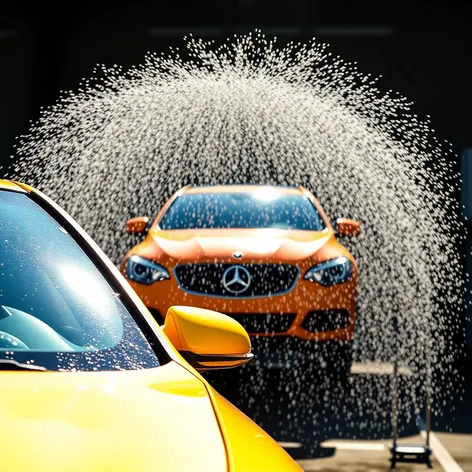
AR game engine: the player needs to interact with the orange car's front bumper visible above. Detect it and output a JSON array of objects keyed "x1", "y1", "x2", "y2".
[{"x1": 124, "y1": 271, "x2": 357, "y2": 344}]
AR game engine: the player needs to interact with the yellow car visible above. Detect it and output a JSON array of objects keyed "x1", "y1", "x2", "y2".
[{"x1": 0, "y1": 180, "x2": 301, "y2": 472}]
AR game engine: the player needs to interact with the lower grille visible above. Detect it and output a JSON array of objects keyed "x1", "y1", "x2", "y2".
[
  {"x1": 302, "y1": 309, "x2": 350, "y2": 332},
  {"x1": 226, "y1": 313, "x2": 296, "y2": 334},
  {"x1": 248, "y1": 336, "x2": 353, "y2": 370}
]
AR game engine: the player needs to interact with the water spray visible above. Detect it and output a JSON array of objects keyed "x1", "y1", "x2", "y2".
[{"x1": 7, "y1": 30, "x2": 465, "y2": 439}]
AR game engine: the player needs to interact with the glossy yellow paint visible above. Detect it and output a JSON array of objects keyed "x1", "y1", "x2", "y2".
[
  {"x1": 0, "y1": 179, "x2": 303, "y2": 472},
  {"x1": 209, "y1": 388, "x2": 304, "y2": 472},
  {"x1": 163, "y1": 306, "x2": 251, "y2": 356},
  {"x1": 0, "y1": 179, "x2": 28, "y2": 192},
  {"x1": 0, "y1": 362, "x2": 228, "y2": 472}
]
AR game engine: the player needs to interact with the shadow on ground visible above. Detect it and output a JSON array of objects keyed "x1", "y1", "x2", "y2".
[
  {"x1": 431, "y1": 347, "x2": 472, "y2": 435},
  {"x1": 204, "y1": 363, "x2": 421, "y2": 461},
  {"x1": 205, "y1": 347, "x2": 472, "y2": 463}
]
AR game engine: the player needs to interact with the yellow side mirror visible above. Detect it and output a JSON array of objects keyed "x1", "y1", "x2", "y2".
[{"x1": 162, "y1": 306, "x2": 253, "y2": 371}]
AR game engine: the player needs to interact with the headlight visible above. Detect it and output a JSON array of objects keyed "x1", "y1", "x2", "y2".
[
  {"x1": 126, "y1": 255, "x2": 170, "y2": 285},
  {"x1": 304, "y1": 257, "x2": 353, "y2": 286}
]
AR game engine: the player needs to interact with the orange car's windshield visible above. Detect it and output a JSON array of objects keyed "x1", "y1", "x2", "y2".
[
  {"x1": 0, "y1": 190, "x2": 160, "y2": 372},
  {"x1": 159, "y1": 190, "x2": 326, "y2": 231}
]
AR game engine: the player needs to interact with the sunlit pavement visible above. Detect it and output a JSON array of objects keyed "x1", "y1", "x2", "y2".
[
  {"x1": 294, "y1": 430, "x2": 472, "y2": 472},
  {"x1": 292, "y1": 357, "x2": 472, "y2": 472},
  {"x1": 294, "y1": 431, "x2": 472, "y2": 471},
  {"x1": 297, "y1": 434, "x2": 442, "y2": 471},
  {"x1": 433, "y1": 434, "x2": 472, "y2": 472}
]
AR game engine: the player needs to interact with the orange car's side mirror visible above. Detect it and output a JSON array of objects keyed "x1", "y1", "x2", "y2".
[
  {"x1": 162, "y1": 306, "x2": 253, "y2": 371},
  {"x1": 336, "y1": 218, "x2": 361, "y2": 237},
  {"x1": 126, "y1": 216, "x2": 149, "y2": 234}
]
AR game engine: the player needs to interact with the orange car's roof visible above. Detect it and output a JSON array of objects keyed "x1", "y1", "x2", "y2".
[
  {"x1": 185, "y1": 185, "x2": 304, "y2": 195},
  {"x1": 0, "y1": 179, "x2": 28, "y2": 193}
]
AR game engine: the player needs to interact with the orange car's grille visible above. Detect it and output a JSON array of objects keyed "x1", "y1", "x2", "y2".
[
  {"x1": 302, "y1": 310, "x2": 350, "y2": 332},
  {"x1": 225, "y1": 313, "x2": 297, "y2": 334},
  {"x1": 173, "y1": 263, "x2": 300, "y2": 298}
]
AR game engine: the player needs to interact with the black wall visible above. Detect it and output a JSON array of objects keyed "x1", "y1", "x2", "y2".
[
  {"x1": 0, "y1": 1, "x2": 470, "y2": 167},
  {"x1": 0, "y1": 1, "x2": 470, "y2": 351}
]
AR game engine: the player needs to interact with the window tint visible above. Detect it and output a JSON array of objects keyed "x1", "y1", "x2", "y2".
[
  {"x1": 159, "y1": 189, "x2": 326, "y2": 231},
  {"x1": 0, "y1": 191, "x2": 160, "y2": 371}
]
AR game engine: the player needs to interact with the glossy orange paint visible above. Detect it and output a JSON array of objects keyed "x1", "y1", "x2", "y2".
[
  {"x1": 121, "y1": 185, "x2": 359, "y2": 342},
  {"x1": 126, "y1": 216, "x2": 149, "y2": 233},
  {"x1": 337, "y1": 218, "x2": 361, "y2": 237}
]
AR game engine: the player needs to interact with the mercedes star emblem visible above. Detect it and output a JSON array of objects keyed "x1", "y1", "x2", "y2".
[{"x1": 222, "y1": 266, "x2": 251, "y2": 294}]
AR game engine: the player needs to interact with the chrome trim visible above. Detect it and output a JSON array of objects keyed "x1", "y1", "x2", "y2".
[
  {"x1": 222, "y1": 265, "x2": 252, "y2": 294},
  {"x1": 172, "y1": 263, "x2": 301, "y2": 299},
  {"x1": 182, "y1": 351, "x2": 254, "y2": 371}
]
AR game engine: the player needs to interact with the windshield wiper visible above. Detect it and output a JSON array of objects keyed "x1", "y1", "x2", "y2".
[{"x1": 0, "y1": 359, "x2": 48, "y2": 371}]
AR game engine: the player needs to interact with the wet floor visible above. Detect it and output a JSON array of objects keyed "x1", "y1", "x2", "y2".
[
  {"x1": 205, "y1": 351, "x2": 472, "y2": 471},
  {"x1": 298, "y1": 434, "x2": 441, "y2": 471}
]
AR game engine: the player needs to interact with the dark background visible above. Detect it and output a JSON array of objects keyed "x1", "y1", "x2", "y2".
[
  {"x1": 1, "y1": 1, "x2": 471, "y2": 164},
  {"x1": 0, "y1": 0, "x2": 471, "y2": 350}
]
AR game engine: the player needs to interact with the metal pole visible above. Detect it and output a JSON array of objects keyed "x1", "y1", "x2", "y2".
[
  {"x1": 425, "y1": 387, "x2": 431, "y2": 448},
  {"x1": 391, "y1": 315, "x2": 399, "y2": 452},
  {"x1": 424, "y1": 311, "x2": 431, "y2": 448},
  {"x1": 425, "y1": 349, "x2": 432, "y2": 451},
  {"x1": 424, "y1": 344, "x2": 433, "y2": 468},
  {"x1": 392, "y1": 353, "x2": 399, "y2": 448}
]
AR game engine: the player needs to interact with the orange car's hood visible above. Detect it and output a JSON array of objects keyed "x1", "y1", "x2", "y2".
[
  {"x1": 0, "y1": 361, "x2": 227, "y2": 472},
  {"x1": 146, "y1": 228, "x2": 332, "y2": 262}
]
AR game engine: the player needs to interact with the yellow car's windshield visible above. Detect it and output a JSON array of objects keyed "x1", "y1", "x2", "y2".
[{"x1": 0, "y1": 190, "x2": 160, "y2": 372}]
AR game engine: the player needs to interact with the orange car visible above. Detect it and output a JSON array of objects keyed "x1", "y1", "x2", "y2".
[{"x1": 120, "y1": 185, "x2": 360, "y2": 376}]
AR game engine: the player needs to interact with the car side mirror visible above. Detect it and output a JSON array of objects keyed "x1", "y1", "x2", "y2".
[
  {"x1": 125, "y1": 216, "x2": 149, "y2": 234},
  {"x1": 336, "y1": 218, "x2": 361, "y2": 237},
  {"x1": 162, "y1": 306, "x2": 253, "y2": 371}
]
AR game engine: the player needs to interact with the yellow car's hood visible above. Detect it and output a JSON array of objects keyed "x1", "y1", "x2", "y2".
[{"x1": 0, "y1": 361, "x2": 227, "y2": 472}]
